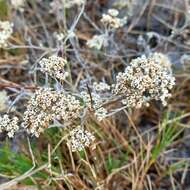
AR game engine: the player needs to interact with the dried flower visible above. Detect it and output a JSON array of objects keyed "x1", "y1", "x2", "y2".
[
  {"x1": 0, "y1": 21, "x2": 13, "y2": 48},
  {"x1": 39, "y1": 55, "x2": 69, "y2": 81},
  {"x1": 23, "y1": 88, "x2": 82, "y2": 137},
  {"x1": 86, "y1": 34, "x2": 108, "y2": 50},
  {"x1": 113, "y1": 53, "x2": 175, "y2": 107},
  {"x1": 0, "y1": 115, "x2": 19, "y2": 138},
  {"x1": 68, "y1": 126, "x2": 95, "y2": 152},
  {"x1": 0, "y1": 91, "x2": 8, "y2": 111},
  {"x1": 101, "y1": 8, "x2": 127, "y2": 29}
]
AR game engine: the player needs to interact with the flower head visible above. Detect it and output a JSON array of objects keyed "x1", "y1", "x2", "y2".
[
  {"x1": 68, "y1": 126, "x2": 95, "y2": 152},
  {"x1": 23, "y1": 88, "x2": 82, "y2": 137},
  {"x1": 0, "y1": 115, "x2": 19, "y2": 138},
  {"x1": 39, "y1": 55, "x2": 69, "y2": 81},
  {"x1": 113, "y1": 53, "x2": 175, "y2": 107},
  {"x1": 101, "y1": 8, "x2": 127, "y2": 29}
]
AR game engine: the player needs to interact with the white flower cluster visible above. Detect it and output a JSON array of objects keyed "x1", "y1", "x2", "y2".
[
  {"x1": 0, "y1": 115, "x2": 19, "y2": 138},
  {"x1": 23, "y1": 88, "x2": 82, "y2": 137},
  {"x1": 68, "y1": 126, "x2": 95, "y2": 152},
  {"x1": 113, "y1": 53, "x2": 175, "y2": 107},
  {"x1": 86, "y1": 34, "x2": 108, "y2": 50},
  {"x1": 39, "y1": 55, "x2": 69, "y2": 81},
  {"x1": 101, "y1": 9, "x2": 127, "y2": 29},
  {"x1": 0, "y1": 21, "x2": 13, "y2": 48},
  {"x1": 81, "y1": 82, "x2": 110, "y2": 121}
]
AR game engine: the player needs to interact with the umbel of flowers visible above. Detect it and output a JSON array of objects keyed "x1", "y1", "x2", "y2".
[
  {"x1": 113, "y1": 53, "x2": 175, "y2": 107},
  {"x1": 0, "y1": 53, "x2": 175, "y2": 151},
  {"x1": 22, "y1": 88, "x2": 82, "y2": 137},
  {"x1": 39, "y1": 55, "x2": 69, "y2": 81}
]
